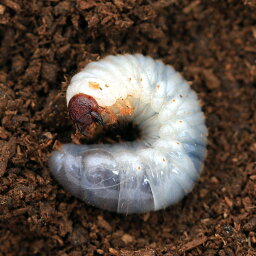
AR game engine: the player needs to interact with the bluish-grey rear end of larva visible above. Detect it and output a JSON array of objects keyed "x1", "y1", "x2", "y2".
[{"x1": 49, "y1": 54, "x2": 207, "y2": 214}]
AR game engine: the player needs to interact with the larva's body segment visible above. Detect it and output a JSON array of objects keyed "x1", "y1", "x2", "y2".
[{"x1": 49, "y1": 54, "x2": 207, "y2": 214}]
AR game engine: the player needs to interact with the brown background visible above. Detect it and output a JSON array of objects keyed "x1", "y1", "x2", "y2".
[{"x1": 0, "y1": 1, "x2": 256, "y2": 255}]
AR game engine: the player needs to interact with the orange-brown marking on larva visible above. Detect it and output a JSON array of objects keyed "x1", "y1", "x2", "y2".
[
  {"x1": 115, "y1": 98, "x2": 134, "y2": 116},
  {"x1": 105, "y1": 84, "x2": 109, "y2": 88},
  {"x1": 95, "y1": 96, "x2": 135, "y2": 127},
  {"x1": 120, "y1": 107, "x2": 134, "y2": 116},
  {"x1": 89, "y1": 81, "x2": 101, "y2": 90},
  {"x1": 68, "y1": 93, "x2": 103, "y2": 135},
  {"x1": 100, "y1": 107, "x2": 118, "y2": 124},
  {"x1": 156, "y1": 84, "x2": 160, "y2": 89}
]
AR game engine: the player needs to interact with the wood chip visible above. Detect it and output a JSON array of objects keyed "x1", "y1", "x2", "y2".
[{"x1": 179, "y1": 236, "x2": 208, "y2": 252}]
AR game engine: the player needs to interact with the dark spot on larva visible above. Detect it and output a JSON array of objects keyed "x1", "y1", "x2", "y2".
[
  {"x1": 105, "y1": 84, "x2": 109, "y2": 87},
  {"x1": 179, "y1": 120, "x2": 183, "y2": 123},
  {"x1": 128, "y1": 77, "x2": 131, "y2": 81},
  {"x1": 162, "y1": 158, "x2": 166, "y2": 162},
  {"x1": 172, "y1": 99, "x2": 176, "y2": 102},
  {"x1": 140, "y1": 78, "x2": 143, "y2": 81},
  {"x1": 179, "y1": 95, "x2": 183, "y2": 98},
  {"x1": 176, "y1": 142, "x2": 180, "y2": 145},
  {"x1": 156, "y1": 85, "x2": 160, "y2": 89}
]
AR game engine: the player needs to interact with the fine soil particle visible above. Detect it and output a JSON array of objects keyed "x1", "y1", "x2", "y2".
[{"x1": 0, "y1": 1, "x2": 256, "y2": 255}]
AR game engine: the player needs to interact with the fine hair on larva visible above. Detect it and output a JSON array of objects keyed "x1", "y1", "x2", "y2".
[{"x1": 49, "y1": 54, "x2": 207, "y2": 214}]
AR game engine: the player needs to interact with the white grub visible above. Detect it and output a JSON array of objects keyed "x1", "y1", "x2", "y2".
[{"x1": 49, "y1": 54, "x2": 207, "y2": 214}]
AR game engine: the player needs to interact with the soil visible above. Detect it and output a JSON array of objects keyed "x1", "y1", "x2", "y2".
[{"x1": 0, "y1": 1, "x2": 256, "y2": 255}]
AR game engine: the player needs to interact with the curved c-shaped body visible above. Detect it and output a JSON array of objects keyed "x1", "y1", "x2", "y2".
[{"x1": 49, "y1": 54, "x2": 207, "y2": 214}]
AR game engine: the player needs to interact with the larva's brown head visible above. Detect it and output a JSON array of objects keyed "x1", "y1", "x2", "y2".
[{"x1": 68, "y1": 93, "x2": 103, "y2": 135}]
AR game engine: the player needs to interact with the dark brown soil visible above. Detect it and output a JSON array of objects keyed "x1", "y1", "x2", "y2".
[{"x1": 0, "y1": 1, "x2": 256, "y2": 255}]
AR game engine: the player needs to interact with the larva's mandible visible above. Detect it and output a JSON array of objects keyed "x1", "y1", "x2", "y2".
[{"x1": 49, "y1": 54, "x2": 207, "y2": 214}]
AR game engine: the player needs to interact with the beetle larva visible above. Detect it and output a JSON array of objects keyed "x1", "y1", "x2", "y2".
[{"x1": 49, "y1": 54, "x2": 207, "y2": 214}]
